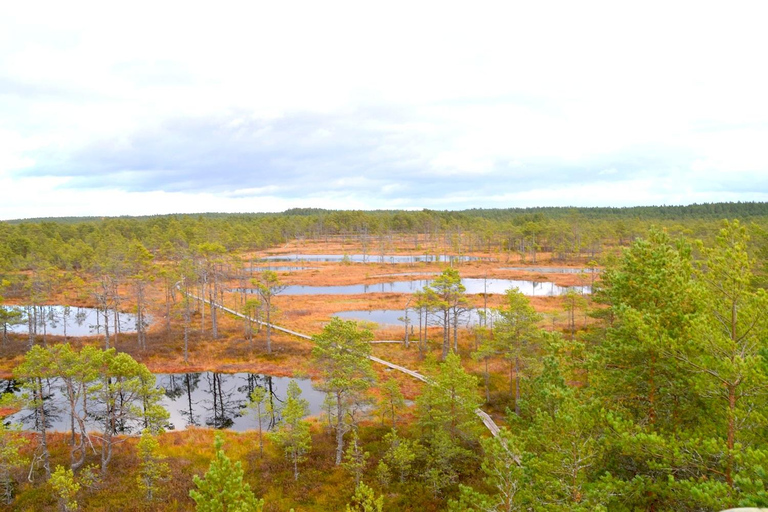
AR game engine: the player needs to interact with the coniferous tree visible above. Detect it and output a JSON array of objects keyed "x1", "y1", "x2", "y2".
[
  {"x1": 50, "y1": 465, "x2": 80, "y2": 512},
  {"x1": 312, "y1": 317, "x2": 376, "y2": 465},
  {"x1": 136, "y1": 429, "x2": 170, "y2": 502},
  {"x1": 346, "y1": 482, "x2": 384, "y2": 512},
  {"x1": 273, "y1": 380, "x2": 312, "y2": 481},
  {"x1": 189, "y1": 434, "x2": 264, "y2": 512},
  {"x1": 254, "y1": 270, "x2": 286, "y2": 354},
  {"x1": 0, "y1": 421, "x2": 29, "y2": 505}
]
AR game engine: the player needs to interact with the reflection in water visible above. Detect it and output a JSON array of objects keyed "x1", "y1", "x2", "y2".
[
  {"x1": 6, "y1": 306, "x2": 143, "y2": 337},
  {"x1": 6, "y1": 377, "x2": 63, "y2": 433},
  {"x1": 260, "y1": 254, "x2": 482, "y2": 263},
  {"x1": 249, "y1": 266, "x2": 320, "y2": 272},
  {"x1": 334, "y1": 309, "x2": 489, "y2": 328},
  {"x1": 500, "y1": 267, "x2": 601, "y2": 274},
  {"x1": 237, "y1": 278, "x2": 590, "y2": 297},
  {"x1": 2, "y1": 372, "x2": 326, "y2": 433}
]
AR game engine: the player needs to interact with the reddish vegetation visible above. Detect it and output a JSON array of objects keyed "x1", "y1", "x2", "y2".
[{"x1": 1, "y1": 238, "x2": 601, "y2": 381}]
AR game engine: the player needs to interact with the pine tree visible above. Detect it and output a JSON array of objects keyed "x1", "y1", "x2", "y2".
[
  {"x1": 0, "y1": 421, "x2": 29, "y2": 505},
  {"x1": 346, "y1": 482, "x2": 384, "y2": 512},
  {"x1": 485, "y1": 289, "x2": 542, "y2": 413},
  {"x1": 342, "y1": 429, "x2": 369, "y2": 486},
  {"x1": 189, "y1": 434, "x2": 264, "y2": 512},
  {"x1": 253, "y1": 270, "x2": 286, "y2": 354},
  {"x1": 416, "y1": 353, "x2": 483, "y2": 495},
  {"x1": 273, "y1": 381, "x2": 312, "y2": 481},
  {"x1": 136, "y1": 429, "x2": 170, "y2": 502},
  {"x1": 375, "y1": 377, "x2": 405, "y2": 427},
  {"x1": 242, "y1": 386, "x2": 271, "y2": 457},
  {"x1": 50, "y1": 465, "x2": 80, "y2": 512},
  {"x1": 312, "y1": 317, "x2": 376, "y2": 465}
]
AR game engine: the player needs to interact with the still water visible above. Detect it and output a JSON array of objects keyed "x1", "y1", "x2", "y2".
[
  {"x1": 499, "y1": 267, "x2": 601, "y2": 274},
  {"x1": 260, "y1": 254, "x2": 482, "y2": 263},
  {"x1": 249, "y1": 265, "x2": 320, "y2": 272},
  {"x1": 239, "y1": 278, "x2": 590, "y2": 297},
  {"x1": 5, "y1": 306, "x2": 142, "y2": 337},
  {"x1": 1, "y1": 372, "x2": 326, "y2": 433},
  {"x1": 334, "y1": 309, "x2": 489, "y2": 327}
]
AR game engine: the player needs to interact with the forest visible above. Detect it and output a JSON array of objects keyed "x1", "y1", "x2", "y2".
[{"x1": 2, "y1": 202, "x2": 768, "y2": 511}]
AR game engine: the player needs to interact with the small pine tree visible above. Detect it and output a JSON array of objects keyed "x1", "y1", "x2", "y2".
[
  {"x1": 376, "y1": 378, "x2": 405, "y2": 427},
  {"x1": 50, "y1": 466, "x2": 80, "y2": 512},
  {"x1": 379, "y1": 429, "x2": 418, "y2": 484},
  {"x1": 346, "y1": 482, "x2": 384, "y2": 512},
  {"x1": 273, "y1": 381, "x2": 312, "y2": 481},
  {"x1": 136, "y1": 429, "x2": 170, "y2": 502},
  {"x1": 342, "y1": 429, "x2": 370, "y2": 486},
  {"x1": 0, "y1": 421, "x2": 29, "y2": 505},
  {"x1": 189, "y1": 434, "x2": 264, "y2": 512},
  {"x1": 242, "y1": 387, "x2": 271, "y2": 457}
]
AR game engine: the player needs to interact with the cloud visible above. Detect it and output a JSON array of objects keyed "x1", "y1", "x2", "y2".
[{"x1": 2, "y1": 1, "x2": 768, "y2": 219}]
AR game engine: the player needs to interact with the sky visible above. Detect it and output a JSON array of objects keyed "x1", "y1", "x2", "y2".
[{"x1": 2, "y1": 1, "x2": 768, "y2": 220}]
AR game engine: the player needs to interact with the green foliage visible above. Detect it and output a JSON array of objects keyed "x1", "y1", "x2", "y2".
[
  {"x1": 136, "y1": 429, "x2": 170, "y2": 502},
  {"x1": 273, "y1": 380, "x2": 312, "y2": 481},
  {"x1": 312, "y1": 317, "x2": 376, "y2": 465},
  {"x1": 416, "y1": 353, "x2": 483, "y2": 495},
  {"x1": 342, "y1": 429, "x2": 370, "y2": 486},
  {"x1": 253, "y1": 269, "x2": 286, "y2": 353},
  {"x1": 242, "y1": 386, "x2": 272, "y2": 457},
  {"x1": 377, "y1": 428, "x2": 419, "y2": 486},
  {"x1": 422, "y1": 268, "x2": 469, "y2": 358},
  {"x1": 0, "y1": 421, "x2": 29, "y2": 505},
  {"x1": 375, "y1": 377, "x2": 405, "y2": 427},
  {"x1": 345, "y1": 482, "x2": 384, "y2": 512},
  {"x1": 449, "y1": 429, "x2": 526, "y2": 511},
  {"x1": 189, "y1": 434, "x2": 264, "y2": 512},
  {"x1": 50, "y1": 465, "x2": 80, "y2": 512},
  {"x1": 480, "y1": 288, "x2": 542, "y2": 409}
]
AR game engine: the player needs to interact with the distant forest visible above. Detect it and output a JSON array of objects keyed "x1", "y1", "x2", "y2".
[{"x1": 2, "y1": 202, "x2": 768, "y2": 273}]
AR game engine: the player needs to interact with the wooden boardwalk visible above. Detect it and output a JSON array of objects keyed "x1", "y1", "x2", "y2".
[{"x1": 183, "y1": 288, "x2": 504, "y2": 439}]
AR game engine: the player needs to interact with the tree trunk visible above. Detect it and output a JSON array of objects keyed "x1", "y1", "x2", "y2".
[
  {"x1": 514, "y1": 356, "x2": 521, "y2": 416},
  {"x1": 37, "y1": 377, "x2": 51, "y2": 478},
  {"x1": 335, "y1": 392, "x2": 344, "y2": 465},
  {"x1": 726, "y1": 383, "x2": 736, "y2": 487},
  {"x1": 442, "y1": 309, "x2": 450, "y2": 360},
  {"x1": 266, "y1": 301, "x2": 272, "y2": 354}
]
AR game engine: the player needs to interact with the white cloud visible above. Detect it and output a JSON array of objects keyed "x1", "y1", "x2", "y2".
[{"x1": 1, "y1": 1, "x2": 768, "y2": 218}]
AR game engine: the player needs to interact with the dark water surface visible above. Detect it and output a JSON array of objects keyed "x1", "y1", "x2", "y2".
[
  {"x1": 1, "y1": 372, "x2": 326, "y2": 433},
  {"x1": 260, "y1": 254, "x2": 482, "y2": 263},
  {"x1": 499, "y1": 267, "x2": 601, "y2": 274},
  {"x1": 5, "y1": 306, "x2": 142, "y2": 337},
  {"x1": 334, "y1": 309, "x2": 489, "y2": 327},
  {"x1": 239, "y1": 278, "x2": 590, "y2": 296}
]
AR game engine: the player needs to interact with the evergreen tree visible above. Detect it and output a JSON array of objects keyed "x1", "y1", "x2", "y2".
[
  {"x1": 242, "y1": 386, "x2": 271, "y2": 457},
  {"x1": 0, "y1": 421, "x2": 29, "y2": 505},
  {"x1": 416, "y1": 353, "x2": 483, "y2": 495},
  {"x1": 273, "y1": 380, "x2": 312, "y2": 481},
  {"x1": 14, "y1": 344, "x2": 56, "y2": 478},
  {"x1": 253, "y1": 270, "x2": 286, "y2": 354},
  {"x1": 484, "y1": 289, "x2": 542, "y2": 412},
  {"x1": 345, "y1": 482, "x2": 384, "y2": 512},
  {"x1": 342, "y1": 429, "x2": 369, "y2": 486},
  {"x1": 50, "y1": 465, "x2": 80, "y2": 512},
  {"x1": 312, "y1": 317, "x2": 376, "y2": 465},
  {"x1": 189, "y1": 434, "x2": 264, "y2": 512},
  {"x1": 136, "y1": 429, "x2": 170, "y2": 502},
  {"x1": 375, "y1": 377, "x2": 405, "y2": 427},
  {"x1": 422, "y1": 268, "x2": 468, "y2": 358}
]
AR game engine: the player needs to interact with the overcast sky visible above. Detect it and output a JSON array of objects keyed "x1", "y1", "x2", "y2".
[{"x1": 2, "y1": 1, "x2": 767, "y2": 220}]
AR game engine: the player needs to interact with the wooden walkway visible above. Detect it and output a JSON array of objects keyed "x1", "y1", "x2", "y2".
[{"x1": 183, "y1": 287, "x2": 504, "y2": 439}]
